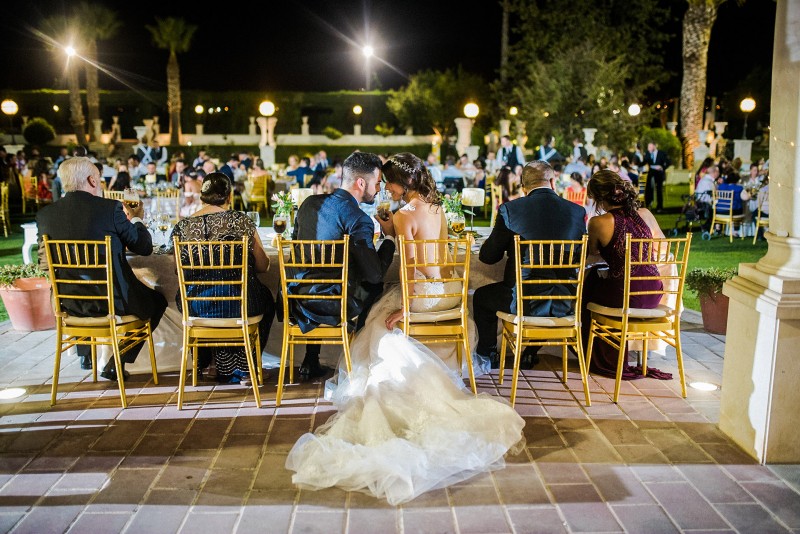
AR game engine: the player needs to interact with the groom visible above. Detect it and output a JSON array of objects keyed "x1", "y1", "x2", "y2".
[{"x1": 289, "y1": 151, "x2": 397, "y2": 379}]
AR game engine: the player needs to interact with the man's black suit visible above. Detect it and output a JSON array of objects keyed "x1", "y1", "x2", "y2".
[
  {"x1": 289, "y1": 189, "x2": 395, "y2": 359},
  {"x1": 645, "y1": 148, "x2": 670, "y2": 210},
  {"x1": 36, "y1": 191, "x2": 167, "y2": 363},
  {"x1": 474, "y1": 187, "x2": 586, "y2": 357}
]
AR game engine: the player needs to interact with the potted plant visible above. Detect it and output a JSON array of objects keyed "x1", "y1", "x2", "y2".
[
  {"x1": 685, "y1": 267, "x2": 736, "y2": 335},
  {"x1": 0, "y1": 263, "x2": 56, "y2": 331}
]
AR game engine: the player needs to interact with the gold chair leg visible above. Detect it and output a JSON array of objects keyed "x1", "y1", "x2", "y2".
[
  {"x1": 641, "y1": 339, "x2": 648, "y2": 377},
  {"x1": 147, "y1": 323, "x2": 158, "y2": 385},
  {"x1": 192, "y1": 345, "x2": 198, "y2": 387},
  {"x1": 91, "y1": 344, "x2": 98, "y2": 383},
  {"x1": 613, "y1": 327, "x2": 628, "y2": 403},
  {"x1": 574, "y1": 332, "x2": 591, "y2": 407},
  {"x1": 342, "y1": 325, "x2": 352, "y2": 373},
  {"x1": 276, "y1": 324, "x2": 290, "y2": 407},
  {"x1": 243, "y1": 328, "x2": 261, "y2": 408},
  {"x1": 455, "y1": 339, "x2": 463, "y2": 371},
  {"x1": 111, "y1": 336, "x2": 128, "y2": 409},
  {"x1": 289, "y1": 342, "x2": 295, "y2": 384},
  {"x1": 463, "y1": 333, "x2": 476, "y2": 395},
  {"x1": 510, "y1": 335, "x2": 523, "y2": 407},
  {"x1": 51, "y1": 328, "x2": 63, "y2": 406},
  {"x1": 177, "y1": 331, "x2": 190, "y2": 410},
  {"x1": 673, "y1": 322, "x2": 687, "y2": 398},
  {"x1": 498, "y1": 328, "x2": 508, "y2": 385},
  {"x1": 585, "y1": 320, "x2": 597, "y2": 378},
  {"x1": 561, "y1": 344, "x2": 568, "y2": 385},
  {"x1": 255, "y1": 329, "x2": 263, "y2": 385}
]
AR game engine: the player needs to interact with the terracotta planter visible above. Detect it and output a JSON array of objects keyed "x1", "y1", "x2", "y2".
[
  {"x1": 0, "y1": 277, "x2": 56, "y2": 331},
  {"x1": 699, "y1": 292, "x2": 729, "y2": 335}
]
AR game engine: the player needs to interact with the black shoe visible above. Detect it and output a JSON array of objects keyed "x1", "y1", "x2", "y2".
[
  {"x1": 299, "y1": 360, "x2": 330, "y2": 380},
  {"x1": 100, "y1": 363, "x2": 130, "y2": 382},
  {"x1": 520, "y1": 346, "x2": 541, "y2": 370},
  {"x1": 80, "y1": 355, "x2": 92, "y2": 370}
]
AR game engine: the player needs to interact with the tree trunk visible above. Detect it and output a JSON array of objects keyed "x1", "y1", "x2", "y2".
[
  {"x1": 679, "y1": 1, "x2": 719, "y2": 170},
  {"x1": 67, "y1": 60, "x2": 86, "y2": 145},
  {"x1": 500, "y1": 0, "x2": 510, "y2": 84},
  {"x1": 166, "y1": 50, "x2": 182, "y2": 146},
  {"x1": 85, "y1": 40, "x2": 100, "y2": 143}
]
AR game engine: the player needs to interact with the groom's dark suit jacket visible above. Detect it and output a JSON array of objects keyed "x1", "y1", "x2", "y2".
[
  {"x1": 36, "y1": 191, "x2": 162, "y2": 321},
  {"x1": 479, "y1": 187, "x2": 586, "y2": 317},
  {"x1": 290, "y1": 188, "x2": 395, "y2": 333}
]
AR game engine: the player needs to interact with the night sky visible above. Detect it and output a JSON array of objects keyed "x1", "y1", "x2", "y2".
[{"x1": 0, "y1": 0, "x2": 777, "y2": 103}]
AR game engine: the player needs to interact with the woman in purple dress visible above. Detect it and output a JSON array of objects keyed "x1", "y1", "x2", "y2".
[{"x1": 581, "y1": 170, "x2": 672, "y2": 380}]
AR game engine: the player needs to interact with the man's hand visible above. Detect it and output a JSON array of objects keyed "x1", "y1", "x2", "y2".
[
  {"x1": 123, "y1": 200, "x2": 145, "y2": 221},
  {"x1": 384, "y1": 308, "x2": 405, "y2": 330},
  {"x1": 377, "y1": 209, "x2": 396, "y2": 237}
]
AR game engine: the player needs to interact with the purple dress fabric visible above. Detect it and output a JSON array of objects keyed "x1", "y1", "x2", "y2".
[{"x1": 581, "y1": 209, "x2": 672, "y2": 380}]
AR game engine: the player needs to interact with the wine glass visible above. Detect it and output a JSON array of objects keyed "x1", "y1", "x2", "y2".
[
  {"x1": 123, "y1": 187, "x2": 140, "y2": 211},
  {"x1": 272, "y1": 213, "x2": 288, "y2": 237},
  {"x1": 375, "y1": 190, "x2": 392, "y2": 222},
  {"x1": 246, "y1": 211, "x2": 260, "y2": 227},
  {"x1": 156, "y1": 213, "x2": 172, "y2": 245},
  {"x1": 448, "y1": 213, "x2": 466, "y2": 236}
]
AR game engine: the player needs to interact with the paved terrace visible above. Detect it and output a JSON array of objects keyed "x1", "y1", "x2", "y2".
[{"x1": 0, "y1": 310, "x2": 799, "y2": 534}]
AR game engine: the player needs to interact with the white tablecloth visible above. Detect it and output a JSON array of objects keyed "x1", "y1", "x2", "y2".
[{"x1": 123, "y1": 227, "x2": 503, "y2": 373}]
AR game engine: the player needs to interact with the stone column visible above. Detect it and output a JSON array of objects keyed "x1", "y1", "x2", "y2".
[
  {"x1": 515, "y1": 121, "x2": 527, "y2": 151},
  {"x1": 110, "y1": 116, "x2": 121, "y2": 142},
  {"x1": 91, "y1": 119, "x2": 103, "y2": 143},
  {"x1": 499, "y1": 119, "x2": 511, "y2": 137},
  {"x1": 151, "y1": 116, "x2": 160, "y2": 138},
  {"x1": 256, "y1": 117, "x2": 268, "y2": 148},
  {"x1": 195, "y1": 124, "x2": 204, "y2": 136},
  {"x1": 583, "y1": 128, "x2": 598, "y2": 157},
  {"x1": 454, "y1": 118, "x2": 473, "y2": 157},
  {"x1": 267, "y1": 117, "x2": 277, "y2": 147},
  {"x1": 301, "y1": 116, "x2": 310, "y2": 136},
  {"x1": 142, "y1": 119, "x2": 154, "y2": 142},
  {"x1": 666, "y1": 121, "x2": 678, "y2": 135},
  {"x1": 354, "y1": 124, "x2": 362, "y2": 136},
  {"x1": 719, "y1": 0, "x2": 800, "y2": 463},
  {"x1": 733, "y1": 139, "x2": 754, "y2": 165},
  {"x1": 248, "y1": 116, "x2": 257, "y2": 136}
]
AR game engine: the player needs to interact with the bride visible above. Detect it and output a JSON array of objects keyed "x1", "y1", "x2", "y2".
[{"x1": 285, "y1": 153, "x2": 525, "y2": 506}]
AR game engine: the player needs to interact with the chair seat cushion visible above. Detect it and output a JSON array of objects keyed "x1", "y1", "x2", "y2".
[
  {"x1": 187, "y1": 314, "x2": 263, "y2": 327},
  {"x1": 64, "y1": 314, "x2": 140, "y2": 326},
  {"x1": 495, "y1": 312, "x2": 576, "y2": 327},
  {"x1": 587, "y1": 303, "x2": 674, "y2": 318},
  {"x1": 408, "y1": 308, "x2": 462, "y2": 323}
]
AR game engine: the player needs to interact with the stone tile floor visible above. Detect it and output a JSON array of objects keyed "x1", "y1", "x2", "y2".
[{"x1": 0, "y1": 311, "x2": 799, "y2": 534}]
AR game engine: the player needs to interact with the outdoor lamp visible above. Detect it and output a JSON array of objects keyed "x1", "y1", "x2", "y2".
[
  {"x1": 353, "y1": 105, "x2": 363, "y2": 116},
  {"x1": 2, "y1": 99, "x2": 19, "y2": 144},
  {"x1": 740, "y1": 97, "x2": 756, "y2": 138},
  {"x1": 627, "y1": 103, "x2": 641, "y2": 116},
  {"x1": 194, "y1": 105, "x2": 203, "y2": 115},
  {"x1": 461, "y1": 187, "x2": 485, "y2": 232},
  {"x1": 259, "y1": 100, "x2": 275, "y2": 117},
  {"x1": 464, "y1": 103, "x2": 479, "y2": 120},
  {"x1": 509, "y1": 106, "x2": 518, "y2": 116}
]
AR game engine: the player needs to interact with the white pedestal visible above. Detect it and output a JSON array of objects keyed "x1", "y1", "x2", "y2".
[
  {"x1": 721, "y1": 260, "x2": 800, "y2": 463},
  {"x1": 666, "y1": 122, "x2": 677, "y2": 135},
  {"x1": 21, "y1": 222, "x2": 37, "y2": 265},
  {"x1": 133, "y1": 126, "x2": 147, "y2": 143},
  {"x1": 454, "y1": 117, "x2": 473, "y2": 158},
  {"x1": 466, "y1": 145, "x2": 479, "y2": 162},
  {"x1": 354, "y1": 124, "x2": 362, "y2": 136},
  {"x1": 260, "y1": 145, "x2": 276, "y2": 168},
  {"x1": 693, "y1": 145, "x2": 710, "y2": 166},
  {"x1": 499, "y1": 120, "x2": 511, "y2": 137},
  {"x1": 734, "y1": 139, "x2": 754, "y2": 165},
  {"x1": 195, "y1": 124, "x2": 204, "y2": 136}
]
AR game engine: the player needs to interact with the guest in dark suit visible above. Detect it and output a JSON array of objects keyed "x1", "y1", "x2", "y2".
[
  {"x1": 36, "y1": 156, "x2": 167, "y2": 381},
  {"x1": 290, "y1": 151, "x2": 396, "y2": 378},
  {"x1": 645, "y1": 141, "x2": 670, "y2": 212},
  {"x1": 475, "y1": 160, "x2": 587, "y2": 368}
]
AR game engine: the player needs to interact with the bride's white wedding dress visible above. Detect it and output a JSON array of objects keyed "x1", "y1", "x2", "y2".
[{"x1": 285, "y1": 281, "x2": 526, "y2": 506}]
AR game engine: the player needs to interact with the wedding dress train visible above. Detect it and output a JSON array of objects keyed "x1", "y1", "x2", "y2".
[{"x1": 285, "y1": 283, "x2": 526, "y2": 505}]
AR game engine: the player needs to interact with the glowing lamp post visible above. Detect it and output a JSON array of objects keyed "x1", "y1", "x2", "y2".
[
  {"x1": 362, "y1": 45, "x2": 374, "y2": 91},
  {"x1": 256, "y1": 100, "x2": 278, "y2": 165},
  {"x1": 740, "y1": 97, "x2": 756, "y2": 138},
  {"x1": 627, "y1": 103, "x2": 641, "y2": 117},
  {"x1": 353, "y1": 105, "x2": 363, "y2": 136},
  {"x1": 456, "y1": 103, "x2": 479, "y2": 159},
  {"x1": 1, "y1": 99, "x2": 18, "y2": 144},
  {"x1": 509, "y1": 106, "x2": 518, "y2": 117}
]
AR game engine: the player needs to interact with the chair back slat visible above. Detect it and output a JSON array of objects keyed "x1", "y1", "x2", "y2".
[
  {"x1": 173, "y1": 237, "x2": 250, "y2": 321},
  {"x1": 622, "y1": 233, "x2": 692, "y2": 313},
  {"x1": 42, "y1": 236, "x2": 114, "y2": 317},
  {"x1": 103, "y1": 190, "x2": 125, "y2": 200},
  {"x1": 276, "y1": 236, "x2": 350, "y2": 326},
  {"x1": 513, "y1": 235, "x2": 588, "y2": 318},
  {"x1": 398, "y1": 237, "x2": 471, "y2": 308}
]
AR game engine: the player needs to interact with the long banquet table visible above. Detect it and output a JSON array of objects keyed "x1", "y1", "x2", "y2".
[{"x1": 121, "y1": 227, "x2": 503, "y2": 374}]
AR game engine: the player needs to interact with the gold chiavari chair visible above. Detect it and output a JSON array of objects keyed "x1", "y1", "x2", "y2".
[
  {"x1": 242, "y1": 172, "x2": 270, "y2": 215},
  {"x1": 103, "y1": 190, "x2": 125, "y2": 200},
  {"x1": 752, "y1": 189, "x2": 769, "y2": 245},
  {"x1": 496, "y1": 235, "x2": 591, "y2": 406},
  {"x1": 564, "y1": 188, "x2": 587, "y2": 206},
  {"x1": 586, "y1": 232, "x2": 692, "y2": 403},
  {"x1": 153, "y1": 188, "x2": 182, "y2": 222},
  {"x1": 710, "y1": 189, "x2": 746, "y2": 243},
  {"x1": 275, "y1": 235, "x2": 351, "y2": 406},
  {"x1": 490, "y1": 182, "x2": 504, "y2": 227},
  {"x1": 398, "y1": 236, "x2": 476, "y2": 393},
  {"x1": 0, "y1": 183, "x2": 9, "y2": 237},
  {"x1": 43, "y1": 235, "x2": 159, "y2": 408},
  {"x1": 173, "y1": 236, "x2": 264, "y2": 409}
]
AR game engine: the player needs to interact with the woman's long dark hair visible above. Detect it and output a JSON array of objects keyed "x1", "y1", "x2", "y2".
[
  {"x1": 587, "y1": 169, "x2": 639, "y2": 215},
  {"x1": 495, "y1": 166, "x2": 514, "y2": 195},
  {"x1": 381, "y1": 152, "x2": 441, "y2": 205}
]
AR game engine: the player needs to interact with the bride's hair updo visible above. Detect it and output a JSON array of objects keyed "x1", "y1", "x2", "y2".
[
  {"x1": 587, "y1": 169, "x2": 640, "y2": 215},
  {"x1": 382, "y1": 152, "x2": 441, "y2": 205}
]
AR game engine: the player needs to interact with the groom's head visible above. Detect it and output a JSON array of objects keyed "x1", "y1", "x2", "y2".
[{"x1": 341, "y1": 151, "x2": 383, "y2": 204}]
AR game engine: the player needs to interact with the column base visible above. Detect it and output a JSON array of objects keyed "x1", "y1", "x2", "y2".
[
  {"x1": 757, "y1": 232, "x2": 800, "y2": 278},
  {"x1": 720, "y1": 264, "x2": 800, "y2": 463}
]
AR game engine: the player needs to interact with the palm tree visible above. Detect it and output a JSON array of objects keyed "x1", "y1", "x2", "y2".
[
  {"x1": 76, "y1": 2, "x2": 121, "y2": 143},
  {"x1": 41, "y1": 15, "x2": 87, "y2": 145},
  {"x1": 679, "y1": 0, "x2": 726, "y2": 169},
  {"x1": 145, "y1": 17, "x2": 197, "y2": 147}
]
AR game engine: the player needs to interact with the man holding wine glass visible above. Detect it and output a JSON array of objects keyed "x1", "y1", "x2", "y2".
[{"x1": 36, "y1": 157, "x2": 167, "y2": 381}]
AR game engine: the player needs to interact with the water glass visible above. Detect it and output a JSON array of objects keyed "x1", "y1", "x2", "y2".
[{"x1": 246, "y1": 211, "x2": 260, "y2": 227}]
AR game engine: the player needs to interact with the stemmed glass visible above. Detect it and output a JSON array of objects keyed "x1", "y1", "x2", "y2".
[
  {"x1": 123, "y1": 187, "x2": 140, "y2": 211},
  {"x1": 246, "y1": 211, "x2": 260, "y2": 227},
  {"x1": 272, "y1": 213, "x2": 289, "y2": 238},
  {"x1": 156, "y1": 213, "x2": 172, "y2": 245}
]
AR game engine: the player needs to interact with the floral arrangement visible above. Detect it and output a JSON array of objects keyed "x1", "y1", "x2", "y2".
[
  {"x1": 271, "y1": 191, "x2": 295, "y2": 216},
  {"x1": 440, "y1": 192, "x2": 473, "y2": 217}
]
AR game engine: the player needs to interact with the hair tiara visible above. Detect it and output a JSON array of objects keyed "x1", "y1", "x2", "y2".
[{"x1": 388, "y1": 157, "x2": 415, "y2": 175}]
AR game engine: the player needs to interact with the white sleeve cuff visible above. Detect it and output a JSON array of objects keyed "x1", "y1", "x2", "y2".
[
  {"x1": 383, "y1": 235, "x2": 396, "y2": 245},
  {"x1": 130, "y1": 217, "x2": 144, "y2": 226}
]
